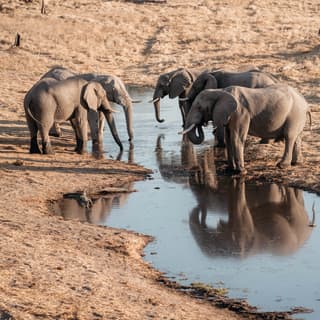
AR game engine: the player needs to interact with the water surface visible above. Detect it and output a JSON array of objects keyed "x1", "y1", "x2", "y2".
[{"x1": 56, "y1": 87, "x2": 320, "y2": 319}]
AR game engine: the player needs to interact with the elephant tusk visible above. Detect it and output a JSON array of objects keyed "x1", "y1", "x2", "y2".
[
  {"x1": 178, "y1": 123, "x2": 195, "y2": 135},
  {"x1": 179, "y1": 97, "x2": 189, "y2": 101},
  {"x1": 148, "y1": 97, "x2": 160, "y2": 103}
]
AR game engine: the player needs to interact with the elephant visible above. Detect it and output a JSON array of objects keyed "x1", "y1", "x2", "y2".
[
  {"x1": 151, "y1": 68, "x2": 205, "y2": 125},
  {"x1": 180, "y1": 69, "x2": 278, "y2": 147},
  {"x1": 24, "y1": 77, "x2": 117, "y2": 154},
  {"x1": 38, "y1": 66, "x2": 136, "y2": 151},
  {"x1": 189, "y1": 178, "x2": 312, "y2": 258},
  {"x1": 182, "y1": 85, "x2": 309, "y2": 174}
]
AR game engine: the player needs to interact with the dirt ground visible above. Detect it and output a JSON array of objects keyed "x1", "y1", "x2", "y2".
[{"x1": 0, "y1": 0, "x2": 319, "y2": 319}]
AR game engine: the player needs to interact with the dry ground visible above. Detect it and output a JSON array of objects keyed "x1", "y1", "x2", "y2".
[{"x1": 0, "y1": 0, "x2": 319, "y2": 319}]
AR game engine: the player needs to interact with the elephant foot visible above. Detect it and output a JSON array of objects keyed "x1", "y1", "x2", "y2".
[
  {"x1": 277, "y1": 161, "x2": 290, "y2": 169},
  {"x1": 77, "y1": 149, "x2": 88, "y2": 155},
  {"x1": 30, "y1": 138, "x2": 41, "y2": 154},
  {"x1": 291, "y1": 160, "x2": 303, "y2": 166},
  {"x1": 30, "y1": 147, "x2": 41, "y2": 154},
  {"x1": 42, "y1": 143, "x2": 54, "y2": 155}
]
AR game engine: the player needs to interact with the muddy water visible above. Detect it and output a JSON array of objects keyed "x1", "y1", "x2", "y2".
[{"x1": 56, "y1": 87, "x2": 320, "y2": 319}]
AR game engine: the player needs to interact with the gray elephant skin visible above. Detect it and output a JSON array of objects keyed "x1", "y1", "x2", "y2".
[
  {"x1": 184, "y1": 84, "x2": 309, "y2": 174},
  {"x1": 151, "y1": 68, "x2": 205, "y2": 125},
  {"x1": 38, "y1": 66, "x2": 135, "y2": 150},
  {"x1": 24, "y1": 77, "x2": 116, "y2": 154},
  {"x1": 182, "y1": 69, "x2": 278, "y2": 147}
]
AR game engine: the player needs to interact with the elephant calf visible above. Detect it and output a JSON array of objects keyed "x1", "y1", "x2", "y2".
[
  {"x1": 24, "y1": 77, "x2": 116, "y2": 154},
  {"x1": 183, "y1": 84, "x2": 309, "y2": 174}
]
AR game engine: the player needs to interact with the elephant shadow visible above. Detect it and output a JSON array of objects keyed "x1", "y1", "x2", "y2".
[
  {"x1": 53, "y1": 191, "x2": 130, "y2": 225},
  {"x1": 189, "y1": 179, "x2": 313, "y2": 258}
]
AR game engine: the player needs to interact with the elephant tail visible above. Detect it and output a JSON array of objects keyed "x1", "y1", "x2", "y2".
[{"x1": 25, "y1": 100, "x2": 42, "y2": 127}]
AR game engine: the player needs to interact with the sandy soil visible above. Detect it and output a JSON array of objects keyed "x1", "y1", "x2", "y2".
[{"x1": 0, "y1": 0, "x2": 319, "y2": 319}]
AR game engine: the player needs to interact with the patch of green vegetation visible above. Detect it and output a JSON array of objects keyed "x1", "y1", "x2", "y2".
[{"x1": 190, "y1": 282, "x2": 228, "y2": 296}]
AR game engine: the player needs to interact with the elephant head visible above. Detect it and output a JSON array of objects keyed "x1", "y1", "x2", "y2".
[
  {"x1": 152, "y1": 68, "x2": 195, "y2": 123},
  {"x1": 183, "y1": 89, "x2": 237, "y2": 145},
  {"x1": 95, "y1": 75, "x2": 134, "y2": 141},
  {"x1": 182, "y1": 71, "x2": 218, "y2": 114},
  {"x1": 83, "y1": 81, "x2": 123, "y2": 150}
]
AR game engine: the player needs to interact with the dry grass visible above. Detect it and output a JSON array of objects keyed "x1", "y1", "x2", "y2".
[{"x1": 0, "y1": 0, "x2": 319, "y2": 319}]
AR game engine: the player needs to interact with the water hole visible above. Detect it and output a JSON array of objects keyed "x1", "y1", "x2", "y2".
[{"x1": 52, "y1": 87, "x2": 320, "y2": 319}]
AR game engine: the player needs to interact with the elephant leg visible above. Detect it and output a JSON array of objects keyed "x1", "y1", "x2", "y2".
[
  {"x1": 74, "y1": 116, "x2": 88, "y2": 155},
  {"x1": 39, "y1": 124, "x2": 54, "y2": 155},
  {"x1": 225, "y1": 125, "x2": 235, "y2": 171},
  {"x1": 228, "y1": 114, "x2": 249, "y2": 174},
  {"x1": 70, "y1": 118, "x2": 82, "y2": 153},
  {"x1": 178, "y1": 99, "x2": 187, "y2": 127},
  {"x1": 26, "y1": 113, "x2": 41, "y2": 154},
  {"x1": 291, "y1": 135, "x2": 302, "y2": 165},
  {"x1": 277, "y1": 135, "x2": 296, "y2": 168},
  {"x1": 49, "y1": 122, "x2": 63, "y2": 137},
  {"x1": 97, "y1": 111, "x2": 105, "y2": 148},
  {"x1": 88, "y1": 110, "x2": 103, "y2": 155},
  {"x1": 214, "y1": 125, "x2": 225, "y2": 148}
]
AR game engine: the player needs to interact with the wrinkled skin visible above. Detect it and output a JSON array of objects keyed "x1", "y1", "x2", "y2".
[
  {"x1": 184, "y1": 69, "x2": 277, "y2": 147},
  {"x1": 38, "y1": 66, "x2": 134, "y2": 152},
  {"x1": 152, "y1": 68, "x2": 205, "y2": 126},
  {"x1": 24, "y1": 77, "x2": 116, "y2": 154},
  {"x1": 184, "y1": 85, "x2": 309, "y2": 174},
  {"x1": 189, "y1": 178, "x2": 312, "y2": 258}
]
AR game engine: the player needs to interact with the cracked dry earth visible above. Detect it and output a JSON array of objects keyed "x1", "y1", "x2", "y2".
[{"x1": 0, "y1": 0, "x2": 319, "y2": 319}]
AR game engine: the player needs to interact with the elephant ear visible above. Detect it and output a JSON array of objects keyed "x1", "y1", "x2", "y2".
[
  {"x1": 168, "y1": 69, "x2": 193, "y2": 99},
  {"x1": 188, "y1": 72, "x2": 218, "y2": 102},
  {"x1": 212, "y1": 91, "x2": 238, "y2": 126},
  {"x1": 83, "y1": 82, "x2": 102, "y2": 111}
]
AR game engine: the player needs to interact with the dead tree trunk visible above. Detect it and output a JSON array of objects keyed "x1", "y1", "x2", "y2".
[
  {"x1": 41, "y1": 0, "x2": 46, "y2": 14},
  {"x1": 13, "y1": 33, "x2": 20, "y2": 47}
]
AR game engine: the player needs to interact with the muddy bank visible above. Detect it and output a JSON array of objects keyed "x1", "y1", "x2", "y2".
[{"x1": 0, "y1": 0, "x2": 319, "y2": 319}]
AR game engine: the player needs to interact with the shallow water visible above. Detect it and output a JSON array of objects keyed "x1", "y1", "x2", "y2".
[{"x1": 55, "y1": 87, "x2": 320, "y2": 319}]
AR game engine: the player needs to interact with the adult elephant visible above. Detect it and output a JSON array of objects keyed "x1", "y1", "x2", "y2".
[
  {"x1": 181, "y1": 69, "x2": 278, "y2": 147},
  {"x1": 189, "y1": 179, "x2": 312, "y2": 258},
  {"x1": 24, "y1": 77, "x2": 117, "y2": 154},
  {"x1": 151, "y1": 68, "x2": 205, "y2": 125},
  {"x1": 39, "y1": 66, "x2": 135, "y2": 149},
  {"x1": 182, "y1": 85, "x2": 309, "y2": 174}
]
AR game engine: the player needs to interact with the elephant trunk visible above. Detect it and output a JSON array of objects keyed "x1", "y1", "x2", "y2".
[
  {"x1": 101, "y1": 109, "x2": 123, "y2": 150},
  {"x1": 122, "y1": 101, "x2": 133, "y2": 141},
  {"x1": 153, "y1": 97, "x2": 164, "y2": 123},
  {"x1": 187, "y1": 125, "x2": 204, "y2": 145}
]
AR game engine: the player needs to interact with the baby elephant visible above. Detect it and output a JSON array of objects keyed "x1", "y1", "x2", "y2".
[
  {"x1": 183, "y1": 84, "x2": 309, "y2": 174},
  {"x1": 24, "y1": 77, "x2": 116, "y2": 154}
]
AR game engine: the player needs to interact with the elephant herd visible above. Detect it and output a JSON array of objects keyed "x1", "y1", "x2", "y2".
[{"x1": 24, "y1": 66, "x2": 310, "y2": 174}]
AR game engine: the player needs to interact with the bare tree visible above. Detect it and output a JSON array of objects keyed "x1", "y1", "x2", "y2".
[{"x1": 41, "y1": 0, "x2": 46, "y2": 14}]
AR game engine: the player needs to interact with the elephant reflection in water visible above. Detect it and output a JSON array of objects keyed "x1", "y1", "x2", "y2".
[
  {"x1": 155, "y1": 134, "x2": 228, "y2": 214},
  {"x1": 56, "y1": 191, "x2": 130, "y2": 225},
  {"x1": 190, "y1": 179, "x2": 312, "y2": 258}
]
